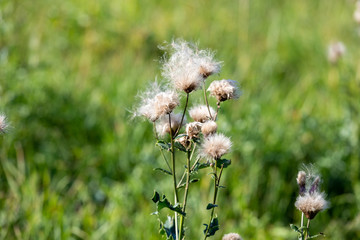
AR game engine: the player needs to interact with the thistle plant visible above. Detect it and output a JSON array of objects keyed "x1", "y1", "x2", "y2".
[
  {"x1": 290, "y1": 166, "x2": 329, "y2": 240},
  {"x1": 134, "y1": 39, "x2": 241, "y2": 239}
]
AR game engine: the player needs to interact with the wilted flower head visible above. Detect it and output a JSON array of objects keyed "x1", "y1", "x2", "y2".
[
  {"x1": 208, "y1": 79, "x2": 241, "y2": 102},
  {"x1": 156, "y1": 113, "x2": 186, "y2": 137},
  {"x1": 200, "y1": 133, "x2": 232, "y2": 160},
  {"x1": 0, "y1": 114, "x2": 8, "y2": 133},
  {"x1": 201, "y1": 120, "x2": 217, "y2": 137},
  {"x1": 354, "y1": 1, "x2": 360, "y2": 23},
  {"x1": 222, "y1": 233, "x2": 243, "y2": 240},
  {"x1": 175, "y1": 135, "x2": 191, "y2": 149},
  {"x1": 295, "y1": 192, "x2": 329, "y2": 219},
  {"x1": 328, "y1": 42, "x2": 346, "y2": 64},
  {"x1": 136, "y1": 82, "x2": 179, "y2": 122},
  {"x1": 295, "y1": 166, "x2": 328, "y2": 219},
  {"x1": 186, "y1": 122, "x2": 202, "y2": 139},
  {"x1": 189, "y1": 105, "x2": 215, "y2": 123},
  {"x1": 161, "y1": 39, "x2": 222, "y2": 93}
]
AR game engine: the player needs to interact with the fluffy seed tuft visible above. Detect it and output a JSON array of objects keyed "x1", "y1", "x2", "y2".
[
  {"x1": 155, "y1": 113, "x2": 186, "y2": 137},
  {"x1": 201, "y1": 120, "x2": 217, "y2": 137},
  {"x1": 136, "y1": 82, "x2": 179, "y2": 122},
  {"x1": 186, "y1": 122, "x2": 202, "y2": 139},
  {"x1": 295, "y1": 192, "x2": 329, "y2": 220},
  {"x1": 189, "y1": 105, "x2": 215, "y2": 123},
  {"x1": 207, "y1": 79, "x2": 241, "y2": 102},
  {"x1": 222, "y1": 233, "x2": 243, "y2": 240},
  {"x1": 296, "y1": 171, "x2": 307, "y2": 196},
  {"x1": 200, "y1": 133, "x2": 232, "y2": 160}
]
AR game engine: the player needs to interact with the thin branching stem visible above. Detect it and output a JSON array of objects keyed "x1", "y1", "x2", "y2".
[
  {"x1": 300, "y1": 212, "x2": 304, "y2": 238},
  {"x1": 174, "y1": 93, "x2": 189, "y2": 138},
  {"x1": 179, "y1": 150, "x2": 192, "y2": 239},
  {"x1": 177, "y1": 143, "x2": 197, "y2": 188},
  {"x1": 305, "y1": 219, "x2": 311, "y2": 240},
  {"x1": 213, "y1": 101, "x2": 221, "y2": 121},
  {"x1": 204, "y1": 162, "x2": 224, "y2": 240},
  {"x1": 154, "y1": 122, "x2": 172, "y2": 172},
  {"x1": 203, "y1": 83, "x2": 213, "y2": 120},
  {"x1": 169, "y1": 114, "x2": 179, "y2": 240}
]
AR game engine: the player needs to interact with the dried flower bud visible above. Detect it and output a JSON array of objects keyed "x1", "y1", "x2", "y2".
[
  {"x1": 189, "y1": 105, "x2": 215, "y2": 123},
  {"x1": 201, "y1": 120, "x2": 217, "y2": 137},
  {"x1": 296, "y1": 171, "x2": 307, "y2": 196},
  {"x1": 207, "y1": 79, "x2": 241, "y2": 102},
  {"x1": 0, "y1": 114, "x2": 8, "y2": 133},
  {"x1": 328, "y1": 42, "x2": 346, "y2": 64},
  {"x1": 156, "y1": 113, "x2": 186, "y2": 137},
  {"x1": 176, "y1": 135, "x2": 191, "y2": 149},
  {"x1": 295, "y1": 192, "x2": 329, "y2": 220},
  {"x1": 222, "y1": 233, "x2": 243, "y2": 240},
  {"x1": 199, "y1": 133, "x2": 232, "y2": 160},
  {"x1": 309, "y1": 176, "x2": 321, "y2": 195},
  {"x1": 186, "y1": 122, "x2": 202, "y2": 139}
]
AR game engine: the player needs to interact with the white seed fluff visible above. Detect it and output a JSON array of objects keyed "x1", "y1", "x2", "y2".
[
  {"x1": 328, "y1": 42, "x2": 346, "y2": 64},
  {"x1": 200, "y1": 133, "x2": 232, "y2": 160},
  {"x1": 295, "y1": 192, "x2": 329, "y2": 220},
  {"x1": 136, "y1": 82, "x2": 180, "y2": 122},
  {"x1": 185, "y1": 122, "x2": 202, "y2": 139},
  {"x1": 0, "y1": 114, "x2": 7, "y2": 133},
  {"x1": 201, "y1": 120, "x2": 217, "y2": 137},
  {"x1": 161, "y1": 39, "x2": 222, "y2": 93},
  {"x1": 156, "y1": 113, "x2": 186, "y2": 137},
  {"x1": 208, "y1": 79, "x2": 241, "y2": 102},
  {"x1": 189, "y1": 105, "x2": 215, "y2": 123},
  {"x1": 222, "y1": 233, "x2": 243, "y2": 240}
]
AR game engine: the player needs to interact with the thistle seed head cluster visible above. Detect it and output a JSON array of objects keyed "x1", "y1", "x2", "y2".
[
  {"x1": 328, "y1": 42, "x2": 346, "y2": 64},
  {"x1": 136, "y1": 83, "x2": 179, "y2": 122},
  {"x1": 186, "y1": 122, "x2": 202, "y2": 139},
  {"x1": 201, "y1": 120, "x2": 217, "y2": 137},
  {"x1": 295, "y1": 169, "x2": 329, "y2": 220},
  {"x1": 222, "y1": 233, "x2": 243, "y2": 240},
  {"x1": 0, "y1": 114, "x2": 8, "y2": 133},
  {"x1": 156, "y1": 113, "x2": 186, "y2": 137},
  {"x1": 208, "y1": 79, "x2": 241, "y2": 102},
  {"x1": 189, "y1": 105, "x2": 215, "y2": 123},
  {"x1": 200, "y1": 133, "x2": 232, "y2": 160},
  {"x1": 161, "y1": 39, "x2": 222, "y2": 93}
]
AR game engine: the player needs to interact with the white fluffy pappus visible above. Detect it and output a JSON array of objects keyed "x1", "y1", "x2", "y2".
[
  {"x1": 199, "y1": 133, "x2": 232, "y2": 160},
  {"x1": 136, "y1": 82, "x2": 180, "y2": 122},
  {"x1": 189, "y1": 105, "x2": 215, "y2": 123},
  {"x1": 328, "y1": 42, "x2": 346, "y2": 64},
  {"x1": 201, "y1": 120, "x2": 217, "y2": 137},
  {"x1": 0, "y1": 114, "x2": 8, "y2": 133},
  {"x1": 222, "y1": 233, "x2": 243, "y2": 240},
  {"x1": 185, "y1": 122, "x2": 202, "y2": 139},
  {"x1": 295, "y1": 192, "x2": 329, "y2": 220},
  {"x1": 207, "y1": 79, "x2": 241, "y2": 102},
  {"x1": 161, "y1": 39, "x2": 222, "y2": 93},
  {"x1": 155, "y1": 113, "x2": 186, "y2": 137}
]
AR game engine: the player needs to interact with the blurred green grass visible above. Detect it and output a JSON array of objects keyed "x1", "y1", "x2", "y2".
[{"x1": 0, "y1": 0, "x2": 360, "y2": 239}]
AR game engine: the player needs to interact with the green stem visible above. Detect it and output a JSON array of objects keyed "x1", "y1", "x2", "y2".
[
  {"x1": 213, "y1": 101, "x2": 221, "y2": 121},
  {"x1": 305, "y1": 219, "x2": 311, "y2": 240},
  {"x1": 169, "y1": 114, "x2": 179, "y2": 240},
  {"x1": 179, "y1": 150, "x2": 192, "y2": 239},
  {"x1": 204, "y1": 163, "x2": 224, "y2": 240},
  {"x1": 203, "y1": 83, "x2": 213, "y2": 120},
  {"x1": 300, "y1": 212, "x2": 304, "y2": 238},
  {"x1": 174, "y1": 93, "x2": 189, "y2": 138}
]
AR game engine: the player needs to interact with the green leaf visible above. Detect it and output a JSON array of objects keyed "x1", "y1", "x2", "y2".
[
  {"x1": 216, "y1": 159, "x2": 231, "y2": 168},
  {"x1": 174, "y1": 134, "x2": 187, "y2": 139},
  {"x1": 156, "y1": 140, "x2": 171, "y2": 151},
  {"x1": 308, "y1": 233, "x2": 325, "y2": 239},
  {"x1": 152, "y1": 191, "x2": 186, "y2": 216},
  {"x1": 154, "y1": 168, "x2": 172, "y2": 175},
  {"x1": 177, "y1": 179, "x2": 199, "y2": 189},
  {"x1": 203, "y1": 217, "x2": 219, "y2": 237},
  {"x1": 174, "y1": 141, "x2": 187, "y2": 152},
  {"x1": 159, "y1": 216, "x2": 176, "y2": 240},
  {"x1": 290, "y1": 224, "x2": 301, "y2": 233},
  {"x1": 206, "y1": 203, "x2": 218, "y2": 210},
  {"x1": 193, "y1": 162, "x2": 211, "y2": 172}
]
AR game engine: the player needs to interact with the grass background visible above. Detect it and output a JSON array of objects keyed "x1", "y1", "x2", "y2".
[{"x1": 1, "y1": 0, "x2": 360, "y2": 239}]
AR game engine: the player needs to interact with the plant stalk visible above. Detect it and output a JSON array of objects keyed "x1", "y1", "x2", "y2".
[
  {"x1": 305, "y1": 219, "x2": 311, "y2": 240},
  {"x1": 179, "y1": 150, "x2": 192, "y2": 239},
  {"x1": 203, "y1": 83, "x2": 213, "y2": 120},
  {"x1": 174, "y1": 93, "x2": 189, "y2": 138}
]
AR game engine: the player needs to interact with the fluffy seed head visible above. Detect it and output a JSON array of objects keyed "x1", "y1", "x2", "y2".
[
  {"x1": 189, "y1": 105, "x2": 215, "y2": 123},
  {"x1": 328, "y1": 42, "x2": 346, "y2": 64},
  {"x1": 156, "y1": 113, "x2": 186, "y2": 137},
  {"x1": 136, "y1": 82, "x2": 179, "y2": 122},
  {"x1": 186, "y1": 122, "x2": 202, "y2": 139},
  {"x1": 222, "y1": 233, "x2": 243, "y2": 240},
  {"x1": 297, "y1": 171, "x2": 307, "y2": 196},
  {"x1": 161, "y1": 39, "x2": 222, "y2": 93},
  {"x1": 208, "y1": 79, "x2": 241, "y2": 102},
  {"x1": 200, "y1": 133, "x2": 232, "y2": 160},
  {"x1": 175, "y1": 135, "x2": 190, "y2": 149},
  {"x1": 295, "y1": 192, "x2": 329, "y2": 219},
  {"x1": 201, "y1": 120, "x2": 217, "y2": 137},
  {"x1": 0, "y1": 114, "x2": 8, "y2": 133}
]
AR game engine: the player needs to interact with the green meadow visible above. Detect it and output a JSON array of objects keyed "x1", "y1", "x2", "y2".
[{"x1": 0, "y1": 0, "x2": 359, "y2": 239}]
